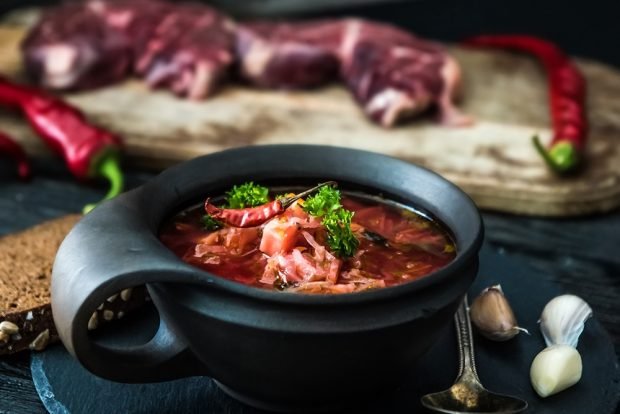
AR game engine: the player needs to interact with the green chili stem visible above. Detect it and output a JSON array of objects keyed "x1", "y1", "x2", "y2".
[
  {"x1": 532, "y1": 135, "x2": 556, "y2": 168},
  {"x1": 83, "y1": 154, "x2": 124, "y2": 214},
  {"x1": 532, "y1": 135, "x2": 579, "y2": 174}
]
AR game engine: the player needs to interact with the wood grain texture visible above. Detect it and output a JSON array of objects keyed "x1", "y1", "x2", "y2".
[{"x1": 0, "y1": 24, "x2": 620, "y2": 217}]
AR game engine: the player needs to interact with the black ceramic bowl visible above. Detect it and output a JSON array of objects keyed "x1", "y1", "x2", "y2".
[{"x1": 51, "y1": 145, "x2": 483, "y2": 413}]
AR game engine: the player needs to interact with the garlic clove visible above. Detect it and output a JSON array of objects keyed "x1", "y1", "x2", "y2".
[
  {"x1": 469, "y1": 284, "x2": 529, "y2": 341},
  {"x1": 530, "y1": 344, "x2": 582, "y2": 398},
  {"x1": 539, "y1": 294, "x2": 592, "y2": 348}
]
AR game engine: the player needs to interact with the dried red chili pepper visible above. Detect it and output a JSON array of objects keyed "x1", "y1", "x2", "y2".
[
  {"x1": 0, "y1": 76, "x2": 123, "y2": 211},
  {"x1": 462, "y1": 35, "x2": 587, "y2": 174},
  {"x1": 206, "y1": 198, "x2": 282, "y2": 227},
  {"x1": 205, "y1": 181, "x2": 336, "y2": 227},
  {"x1": 0, "y1": 130, "x2": 31, "y2": 180}
]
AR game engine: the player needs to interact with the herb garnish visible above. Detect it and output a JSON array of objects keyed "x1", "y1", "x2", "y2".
[
  {"x1": 202, "y1": 182, "x2": 270, "y2": 229},
  {"x1": 225, "y1": 182, "x2": 269, "y2": 209},
  {"x1": 203, "y1": 182, "x2": 359, "y2": 258},
  {"x1": 302, "y1": 186, "x2": 342, "y2": 217},
  {"x1": 303, "y1": 185, "x2": 359, "y2": 258},
  {"x1": 322, "y1": 208, "x2": 359, "y2": 257},
  {"x1": 201, "y1": 214, "x2": 223, "y2": 231}
]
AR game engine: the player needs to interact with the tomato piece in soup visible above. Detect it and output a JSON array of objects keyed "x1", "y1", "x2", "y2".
[{"x1": 260, "y1": 217, "x2": 300, "y2": 256}]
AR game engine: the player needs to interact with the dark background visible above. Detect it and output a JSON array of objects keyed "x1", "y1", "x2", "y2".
[
  {"x1": 0, "y1": 1, "x2": 618, "y2": 413},
  {"x1": 2, "y1": 0, "x2": 619, "y2": 67}
]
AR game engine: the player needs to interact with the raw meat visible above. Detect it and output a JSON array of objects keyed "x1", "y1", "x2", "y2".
[
  {"x1": 22, "y1": 0, "x2": 235, "y2": 98},
  {"x1": 235, "y1": 20, "x2": 342, "y2": 89},
  {"x1": 135, "y1": 3, "x2": 236, "y2": 99},
  {"x1": 21, "y1": 0, "x2": 171, "y2": 90},
  {"x1": 237, "y1": 18, "x2": 470, "y2": 127},
  {"x1": 339, "y1": 19, "x2": 470, "y2": 127},
  {"x1": 21, "y1": 3, "x2": 131, "y2": 90},
  {"x1": 22, "y1": 1, "x2": 469, "y2": 126},
  {"x1": 87, "y1": 0, "x2": 172, "y2": 69}
]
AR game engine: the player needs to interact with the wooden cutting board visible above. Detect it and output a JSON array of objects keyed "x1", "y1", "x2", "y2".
[{"x1": 1, "y1": 21, "x2": 619, "y2": 217}]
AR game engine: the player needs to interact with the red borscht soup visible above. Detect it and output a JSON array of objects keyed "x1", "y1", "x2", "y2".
[{"x1": 159, "y1": 184, "x2": 456, "y2": 294}]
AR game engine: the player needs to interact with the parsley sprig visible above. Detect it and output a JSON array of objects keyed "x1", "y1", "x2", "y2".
[
  {"x1": 225, "y1": 182, "x2": 269, "y2": 209},
  {"x1": 322, "y1": 208, "x2": 359, "y2": 257},
  {"x1": 201, "y1": 214, "x2": 223, "y2": 231},
  {"x1": 302, "y1": 185, "x2": 359, "y2": 257},
  {"x1": 202, "y1": 182, "x2": 270, "y2": 230},
  {"x1": 302, "y1": 186, "x2": 342, "y2": 217}
]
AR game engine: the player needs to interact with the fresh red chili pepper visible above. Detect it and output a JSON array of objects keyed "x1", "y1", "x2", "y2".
[
  {"x1": 0, "y1": 76, "x2": 123, "y2": 211},
  {"x1": 205, "y1": 181, "x2": 337, "y2": 227},
  {"x1": 462, "y1": 35, "x2": 587, "y2": 174},
  {"x1": 0, "y1": 130, "x2": 31, "y2": 180}
]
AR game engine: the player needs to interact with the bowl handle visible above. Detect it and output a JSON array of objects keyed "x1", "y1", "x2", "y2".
[{"x1": 51, "y1": 190, "x2": 209, "y2": 382}]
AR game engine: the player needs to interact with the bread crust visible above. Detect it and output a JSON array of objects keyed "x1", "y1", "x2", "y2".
[{"x1": 0, "y1": 215, "x2": 148, "y2": 355}]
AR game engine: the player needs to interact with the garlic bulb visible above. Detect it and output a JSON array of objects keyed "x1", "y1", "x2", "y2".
[
  {"x1": 469, "y1": 284, "x2": 529, "y2": 341},
  {"x1": 530, "y1": 344, "x2": 582, "y2": 397},
  {"x1": 530, "y1": 294, "x2": 592, "y2": 398},
  {"x1": 539, "y1": 294, "x2": 592, "y2": 348}
]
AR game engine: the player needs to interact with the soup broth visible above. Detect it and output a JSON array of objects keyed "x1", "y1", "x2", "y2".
[{"x1": 159, "y1": 192, "x2": 456, "y2": 294}]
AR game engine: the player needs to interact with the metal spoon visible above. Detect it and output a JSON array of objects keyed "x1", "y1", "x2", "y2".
[{"x1": 421, "y1": 297, "x2": 528, "y2": 413}]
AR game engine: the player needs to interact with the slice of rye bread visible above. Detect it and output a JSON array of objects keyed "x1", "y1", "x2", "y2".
[{"x1": 0, "y1": 214, "x2": 149, "y2": 355}]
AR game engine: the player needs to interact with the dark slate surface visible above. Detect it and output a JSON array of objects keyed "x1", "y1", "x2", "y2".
[
  {"x1": 28, "y1": 246, "x2": 620, "y2": 414},
  {"x1": 0, "y1": 159, "x2": 619, "y2": 414}
]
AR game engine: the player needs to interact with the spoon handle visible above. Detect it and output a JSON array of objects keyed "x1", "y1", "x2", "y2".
[{"x1": 455, "y1": 296, "x2": 481, "y2": 383}]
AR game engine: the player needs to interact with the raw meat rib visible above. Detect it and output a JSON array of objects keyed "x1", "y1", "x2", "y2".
[
  {"x1": 340, "y1": 19, "x2": 471, "y2": 127},
  {"x1": 87, "y1": 0, "x2": 172, "y2": 69},
  {"x1": 21, "y1": 0, "x2": 171, "y2": 90},
  {"x1": 135, "y1": 3, "x2": 236, "y2": 99},
  {"x1": 21, "y1": 3, "x2": 131, "y2": 90},
  {"x1": 236, "y1": 21, "x2": 342, "y2": 89},
  {"x1": 22, "y1": 0, "x2": 235, "y2": 99},
  {"x1": 236, "y1": 19, "x2": 470, "y2": 127}
]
